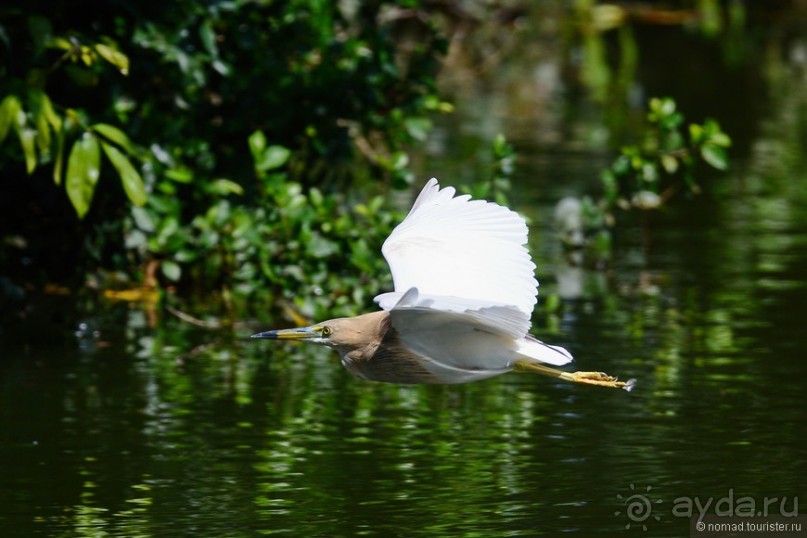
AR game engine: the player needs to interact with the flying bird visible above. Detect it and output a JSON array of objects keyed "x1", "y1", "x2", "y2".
[{"x1": 253, "y1": 178, "x2": 633, "y2": 390}]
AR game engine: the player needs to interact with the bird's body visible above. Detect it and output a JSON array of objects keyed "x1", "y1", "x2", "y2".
[
  {"x1": 253, "y1": 179, "x2": 633, "y2": 390},
  {"x1": 337, "y1": 311, "x2": 440, "y2": 384}
]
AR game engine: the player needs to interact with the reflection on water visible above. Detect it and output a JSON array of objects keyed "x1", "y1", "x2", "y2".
[
  {"x1": 3, "y1": 293, "x2": 804, "y2": 537},
  {"x1": 3, "y1": 6, "x2": 807, "y2": 538}
]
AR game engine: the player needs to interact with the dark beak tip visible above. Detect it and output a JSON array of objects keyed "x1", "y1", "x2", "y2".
[{"x1": 250, "y1": 331, "x2": 276, "y2": 339}]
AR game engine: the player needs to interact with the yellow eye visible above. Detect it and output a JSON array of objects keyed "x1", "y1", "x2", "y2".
[{"x1": 321, "y1": 326, "x2": 332, "y2": 336}]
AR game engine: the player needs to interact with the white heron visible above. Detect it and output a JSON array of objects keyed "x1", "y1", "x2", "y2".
[{"x1": 252, "y1": 178, "x2": 633, "y2": 390}]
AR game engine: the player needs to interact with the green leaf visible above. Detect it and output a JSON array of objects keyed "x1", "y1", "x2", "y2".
[
  {"x1": 92, "y1": 123, "x2": 136, "y2": 155},
  {"x1": 306, "y1": 232, "x2": 338, "y2": 258},
  {"x1": 208, "y1": 178, "x2": 244, "y2": 196},
  {"x1": 94, "y1": 43, "x2": 129, "y2": 75},
  {"x1": 30, "y1": 91, "x2": 53, "y2": 155},
  {"x1": 199, "y1": 21, "x2": 218, "y2": 57},
  {"x1": 175, "y1": 249, "x2": 198, "y2": 263},
  {"x1": 633, "y1": 190, "x2": 661, "y2": 209},
  {"x1": 100, "y1": 141, "x2": 146, "y2": 206},
  {"x1": 660, "y1": 154, "x2": 679, "y2": 174},
  {"x1": 53, "y1": 123, "x2": 65, "y2": 185},
  {"x1": 165, "y1": 167, "x2": 193, "y2": 183},
  {"x1": 689, "y1": 123, "x2": 704, "y2": 144},
  {"x1": 31, "y1": 92, "x2": 50, "y2": 154},
  {"x1": 65, "y1": 133, "x2": 101, "y2": 219},
  {"x1": 19, "y1": 129, "x2": 37, "y2": 174},
  {"x1": 248, "y1": 130, "x2": 266, "y2": 160},
  {"x1": 404, "y1": 117, "x2": 432, "y2": 141},
  {"x1": 41, "y1": 91, "x2": 62, "y2": 130},
  {"x1": 710, "y1": 131, "x2": 732, "y2": 148},
  {"x1": 661, "y1": 129, "x2": 684, "y2": 151},
  {"x1": 80, "y1": 45, "x2": 94, "y2": 67},
  {"x1": 641, "y1": 162, "x2": 659, "y2": 183},
  {"x1": 124, "y1": 229, "x2": 147, "y2": 249},
  {"x1": 161, "y1": 260, "x2": 181, "y2": 282},
  {"x1": 612, "y1": 154, "x2": 631, "y2": 176},
  {"x1": 390, "y1": 151, "x2": 408, "y2": 170},
  {"x1": 47, "y1": 36, "x2": 73, "y2": 51},
  {"x1": 255, "y1": 145, "x2": 291, "y2": 172},
  {"x1": 131, "y1": 206, "x2": 155, "y2": 233},
  {"x1": 652, "y1": 97, "x2": 676, "y2": 117},
  {"x1": 600, "y1": 169, "x2": 618, "y2": 205},
  {"x1": 0, "y1": 95, "x2": 22, "y2": 145},
  {"x1": 701, "y1": 144, "x2": 728, "y2": 171},
  {"x1": 4, "y1": 95, "x2": 38, "y2": 174},
  {"x1": 659, "y1": 111, "x2": 683, "y2": 131},
  {"x1": 211, "y1": 59, "x2": 231, "y2": 76}
]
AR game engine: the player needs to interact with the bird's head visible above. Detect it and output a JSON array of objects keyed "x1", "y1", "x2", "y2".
[{"x1": 251, "y1": 311, "x2": 389, "y2": 353}]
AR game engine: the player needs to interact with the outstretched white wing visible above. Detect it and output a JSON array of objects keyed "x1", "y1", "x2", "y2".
[
  {"x1": 376, "y1": 178, "x2": 538, "y2": 318},
  {"x1": 376, "y1": 288, "x2": 572, "y2": 384},
  {"x1": 371, "y1": 184, "x2": 572, "y2": 379}
]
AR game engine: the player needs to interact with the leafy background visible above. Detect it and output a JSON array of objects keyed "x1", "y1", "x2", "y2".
[{"x1": 1, "y1": 0, "x2": 733, "y2": 327}]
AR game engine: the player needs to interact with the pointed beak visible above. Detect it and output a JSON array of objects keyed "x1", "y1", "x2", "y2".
[{"x1": 251, "y1": 326, "x2": 321, "y2": 341}]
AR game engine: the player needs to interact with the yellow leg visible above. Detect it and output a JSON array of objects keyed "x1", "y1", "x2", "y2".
[{"x1": 513, "y1": 361, "x2": 635, "y2": 391}]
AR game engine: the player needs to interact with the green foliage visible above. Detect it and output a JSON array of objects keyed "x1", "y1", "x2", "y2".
[
  {"x1": 560, "y1": 97, "x2": 732, "y2": 255},
  {"x1": 489, "y1": 133, "x2": 516, "y2": 206},
  {"x1": 0, "y1": 24, "x2": 145, "y2": 219},
  {"x1": 461, "y1": 133, "x2": 515, "y2": 206},
  {"x1": 249, "y1": 131, "x2": 292, "y2": 174},
  {"x1": 124, "y1": 0, "x2": 447, "y2": 189},
  {"x1": 127, "y1": 130, "x2": 398, "y2": 321},
  {"x1": 615, "y1": 98, "x2": 727, "y2": 203},
  {"x1": 65, "y1": 132, "x2": 101, "y2": 219},
  {"x1": 100, "y1": 139, "x2": 146, "y2": 207},
  {"x1": 600, "y1": 97, "x2": 731, "y2": 212},
  {"x1": 0, "y1": 1, "x2": 449, "y2": 308}
]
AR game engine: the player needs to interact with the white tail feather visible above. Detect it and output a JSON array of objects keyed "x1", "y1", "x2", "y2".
[{"x1": 515, "y1": 337, "x2": 573, "y2": 366}]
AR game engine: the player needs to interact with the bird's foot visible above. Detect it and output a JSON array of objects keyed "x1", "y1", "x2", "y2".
[
  {"x1": 513, "y1": 361, "x2": 636, "y2": 391},
  {"x1": 563, "y1": 371, "x2": 636, "y2": 391}
]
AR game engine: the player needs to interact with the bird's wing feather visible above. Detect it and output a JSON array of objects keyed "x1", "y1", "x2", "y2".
[
  {"x1": 378, "y1": 178, "x2": 538, "y2": 317},
  {"x1": 387, "y1": 289, "x2": 526, "y2": 375},
  {"x1": 378, "y1": 287, "x2": 529, "y2": 338},
  {"x1": 380, "y1": 288, "x2": 572, "y2": 376}
]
